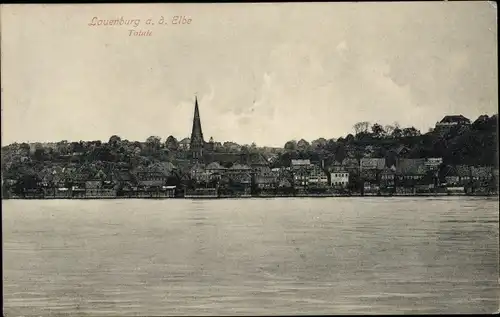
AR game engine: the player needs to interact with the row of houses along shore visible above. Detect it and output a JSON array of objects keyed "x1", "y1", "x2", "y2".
[
  {"x1": 3, "y1": 98, "x2": 498, "y2": 199},
  {"x1": 4, "y1": 156, "x2": 498, "y2": 199}
]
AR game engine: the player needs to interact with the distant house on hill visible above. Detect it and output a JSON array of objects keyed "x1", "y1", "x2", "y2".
[{"x1": 435, "y1": 115, "x2": 471, "y2": 129}]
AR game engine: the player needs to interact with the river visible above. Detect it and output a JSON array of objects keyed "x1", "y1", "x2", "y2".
[{"x1": 2, "y1": 197, "x2": 499, "y2": 315}]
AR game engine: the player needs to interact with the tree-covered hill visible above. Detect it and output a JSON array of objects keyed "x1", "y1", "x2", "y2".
[{"x1": 1, "y1": 114, "x2": 498, "y2": 183}]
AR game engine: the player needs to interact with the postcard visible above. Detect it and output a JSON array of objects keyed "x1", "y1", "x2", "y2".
[{"x1": 1, "y1": 2, "x2": 498, "y2": 316}]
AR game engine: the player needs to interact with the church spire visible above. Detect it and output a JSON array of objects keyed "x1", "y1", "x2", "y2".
[{"x1": 190, "y1": 95, "x2": 204, "y2": 159}]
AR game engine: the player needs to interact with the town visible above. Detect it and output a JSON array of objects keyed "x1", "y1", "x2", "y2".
[{"x1": 1, "y1": 97, "x2": 498, "y2": 199}]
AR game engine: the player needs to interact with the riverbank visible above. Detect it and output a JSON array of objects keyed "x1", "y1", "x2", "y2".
[{"x1": 3, "y1": 193, "x2": 498, "y2": 200}]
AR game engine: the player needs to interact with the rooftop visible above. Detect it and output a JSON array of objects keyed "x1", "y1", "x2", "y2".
[
  {"x1": 291, "y1": 159, "x2": 311, "y2": 166},
  {"x1": 439, "y1": 115, "x2": 471, "y2": 124}
]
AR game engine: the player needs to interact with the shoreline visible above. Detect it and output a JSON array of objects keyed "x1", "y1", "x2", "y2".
[{"x1": 3, "y1": 193, "x2": 498, "y2": 200}]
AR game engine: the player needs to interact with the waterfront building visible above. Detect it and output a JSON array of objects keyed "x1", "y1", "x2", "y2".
[
  {"x1": 42, "y1": 187, "x2": 55, "y2": 198},
  {"x1": 470, "y1": 166, "x2": 494, "y2": 193},
  {"x1": 227, "y1": 163, "x2": 252, "y2": 183},
  {"x1": 442, "y1": 165, "x2": 460, "y2": 186},
  {"x1": 290, "y1": 160, "x2": 328, "y2": 189},
  {"x1": 379, "y1": 166, "x2": 396, "y2": 191},
  {"x1": 290, "y1": 159, "x2": 312, "y2": 187},
  {"x1": 254, "y1": 170, "x2": 279, "y2": 190},
  {"x1": 330, "y1": 170, "x2": 349, "y2": 188},
  {"x1": 152, "y1": 185, "x2": 176, "y2": 198},
  {"x1": 185, "y1": 187, "x2": 218, "y2": 198},
  {"x1": 190, "y1": 162, "x2": 209, "y2": 183},
  {"x1": 54, "y1": 187, "x2": 71, "y2": 199},
  {"x1": 248, "y1": 153, "x2": 271, "y2": 174},
  {"x1": 456, "y1": 165, "x2": 472, "y2": 187},
  {"x1": 395, "y1": 158, "x2": 427, "y2": 193},
  {"x1": 307, "y1": 165, "x2": 329, "y2": 187},
  {"x1": 226, "y1": 163, "x2": 252, "y2": 195}
]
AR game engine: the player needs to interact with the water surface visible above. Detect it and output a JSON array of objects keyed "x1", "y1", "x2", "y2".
[{"x1": 2, "y1": 197, "x2": 499, "y2": 315}]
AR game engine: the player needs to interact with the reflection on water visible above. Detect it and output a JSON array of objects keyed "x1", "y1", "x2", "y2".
[{"x1": 2, "y1": 197, "x2": 499, "y2": 315}]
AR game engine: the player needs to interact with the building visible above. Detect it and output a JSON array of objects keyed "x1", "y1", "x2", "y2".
[
  {"x1": 291, "y1": 159, "x2": 311, "y2": 168},
  {"x1": 253, "y1": 171, "x2": 279, "y2": 190},
  {"x1": 85, "y1": 179, "x2": 103, "y2": 198},
  {"x1": 307, "y1": 165, "x2": 329, "y2": 188},
  {"x1": 360, "y1": 158, "x2": 385, "y2": 193},
  {"x1": 435, "y1": 115, "x2": 471, "y2": 129},
  {"x1": 442, "y1": 165, "x2": 460, "y2": 186},
  {"x1": 190, "y1": 163, "x2": 209, "y2": 183},
  {"x1": 248, "y1": 153, "x2": 271, "y2": 174},
  {"x1": 360, "y1": 158, "x2": 386, "y2": 171},
  {"x1": 470, "y1": 166, "x2": 494, "y2": 192},
  {"x1": 330, "y1": 170, "x2": 349, "y2": 188},
  {"x1": 291, "y1": 159, "x2": 312, "y2": 187},
  {"x1": 135, "y1": 168, "x2": 168, "y2": 188},
  {"x1": 226, "y1": 163, "x2": 252, "y2": 184},
  {"x1": 456, "y1": 165, "x2": 472, "y2": 186},
  {"x1": 341, "y1": 158, "x2": 360, "y2": 175},
  {"x1": 425, "y1": 158, "x2": 443, "y2": 170},
  {"x1": 190, "y1": 96, "x2": 205, "y2": 160},
  {"x1": 290, "y1": 160, "x2": 328, "y2": 188},
  {"x1": 395, "y1": 158, "x2": 427, "y2": 193},
  {"x1": 220, "y1": 163, "x2": 252, "y2": 196},
  {"x1": 178, "y1": 138, "x2": 191, "y2": 150},
  {"x1": 380, "y1": 166, "x2": 396, "y2": 191},
  {"x1": 205, "y1": 162, "x2": 227, "y2": 181}
]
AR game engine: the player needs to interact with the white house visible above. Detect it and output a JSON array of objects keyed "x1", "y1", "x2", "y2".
[{"x1": 331, "y1": 171, "x2": 349, "y2": 188}]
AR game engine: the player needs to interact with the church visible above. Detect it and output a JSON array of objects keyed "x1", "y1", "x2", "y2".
[{"x1": 186, "y1": 96, "x2": 270, "y2": 170}]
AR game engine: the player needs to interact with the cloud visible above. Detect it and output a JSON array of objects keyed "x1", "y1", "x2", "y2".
[{"x1": 1, "y1": 3, "x2": 497, "y2": 146}]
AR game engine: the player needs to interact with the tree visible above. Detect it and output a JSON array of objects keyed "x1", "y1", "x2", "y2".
[
  {"x1": 345, "y1": 134, "x2": 355, "y2": 143},
  {"x1": 371, "y1": 123, "x2": 385, "y2": 138},
  {"x1": 284, "y1": 140, "x2": 297, "y2": 151},
  {"x1": 353, "y1": 121, "x2": 370, "y2": 135},
  {"x1": 334, "y1": 143, "x2": 346, "y2": 163},
  {"x1": 109, "y1": 135, "x2": 122, "y2": 147},
  {"x1": 165, "y1": 135, "x2": 179, "y2": 151},
  {"x1": 240, "y1": 145, "x2": 250, "y2": 154},
  {"x1": 385, "y1": 150, "x2": 398, "y2": 167},
  {"x1": 250, "y1": 142, "x2": 257, "y2": 152},
  {"x1": 297, "y1": 139, "x2": 310, "y2": 151},
  {"x1": 146, "y1": 136, "x2": 162, "y2": 151},
  {"x1": 402, "y1": 127, "x2": 421, "y2": 137},
  {"x1": 325, "y1": 139, "x2": 337, "y2": 152},
  {"x1": 384, "y1": 125, "x2": 395, "y2": 137},
  {"x1": 311, "y1": 138, "x2": 327, "y2": 149},
  {"x1": 34, "y1": 148, "x2": 46, "y2": 161},
  {"x1": 19, "y1": 143, "x2": 30, "y2": 156},
  {"x1": 392, "y1": 127, "x2": 403, "y2": 139}
]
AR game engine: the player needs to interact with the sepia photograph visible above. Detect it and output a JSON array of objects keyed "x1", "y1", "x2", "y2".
[{"x1": 1, "y1": 2, "x2": 499, "y2": 315}]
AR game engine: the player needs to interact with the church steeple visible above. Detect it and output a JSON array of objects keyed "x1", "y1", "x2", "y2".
[{"x1": 190, "y1": 96, "x2": 205, "y2": 160}]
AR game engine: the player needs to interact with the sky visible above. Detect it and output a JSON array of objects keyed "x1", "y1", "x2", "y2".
[{"x1": 1, "y1": 2, "x2": 498, "y2": 147}]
